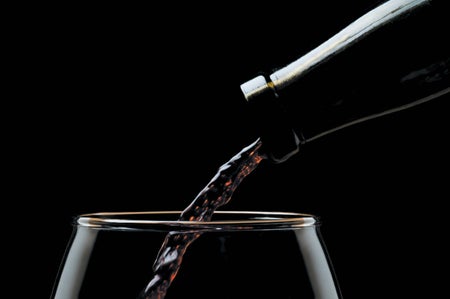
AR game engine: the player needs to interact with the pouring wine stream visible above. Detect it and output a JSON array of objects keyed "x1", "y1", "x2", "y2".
[{"x1": 138, "y1": 139, "x2": 266, "y2": 299}]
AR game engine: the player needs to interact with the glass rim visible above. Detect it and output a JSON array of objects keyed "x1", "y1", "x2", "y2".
[{"x1": 76, "y1": 210, "x2": 318, "y2": 232}]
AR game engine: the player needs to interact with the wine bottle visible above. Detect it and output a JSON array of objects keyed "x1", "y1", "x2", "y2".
[{"x1": 240, "y1": 0, "x2": 449, "y2": 163}]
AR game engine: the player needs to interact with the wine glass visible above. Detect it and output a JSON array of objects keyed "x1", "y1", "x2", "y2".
[{"x1": 50, "y1": 210, "x2": 342, "y2": 299}]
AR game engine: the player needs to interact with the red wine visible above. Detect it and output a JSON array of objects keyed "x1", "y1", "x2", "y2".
[
  {"x1": 138, "y1": 1, "x2": 449, "y2": 298},
  {"x1": 138, "y1": 138, "x2": 266, "y2": 299}
]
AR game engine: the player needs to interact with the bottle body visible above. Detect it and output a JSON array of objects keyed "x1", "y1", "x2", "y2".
[{"x1": 241, "y1": 0, "x2": 449, "y2": 163}]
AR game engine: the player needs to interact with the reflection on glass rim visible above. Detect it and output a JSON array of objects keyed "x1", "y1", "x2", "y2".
[{"x1": 76, "y1": 211, "x2": 318, "y2": 231}]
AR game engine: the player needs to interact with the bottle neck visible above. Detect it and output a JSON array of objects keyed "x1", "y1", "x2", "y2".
[{"x1": 241, "y1": 0, "x2": 450, "y2": 163}]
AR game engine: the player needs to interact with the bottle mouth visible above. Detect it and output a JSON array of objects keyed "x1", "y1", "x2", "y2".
[{"x1": 76, "y1": 210, "x2": 318, "y2": 232}]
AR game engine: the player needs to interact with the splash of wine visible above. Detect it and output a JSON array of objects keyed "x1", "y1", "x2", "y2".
[{"x1": 138, "y1": 138, "x2": 266, "y2": 299}]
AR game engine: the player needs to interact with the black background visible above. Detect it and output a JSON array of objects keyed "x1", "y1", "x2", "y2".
[{"x1": 11, "y1": 1, "x2": 449, "y2": 298}]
